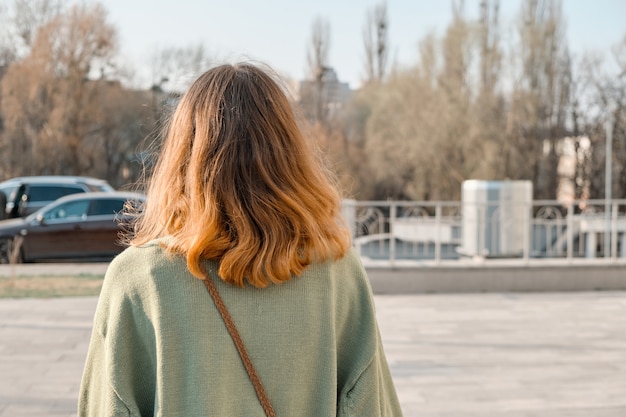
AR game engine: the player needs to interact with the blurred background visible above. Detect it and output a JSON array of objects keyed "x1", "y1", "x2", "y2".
[{"x1": 0, "y1": 0, "x2": 624, "y2": 202}]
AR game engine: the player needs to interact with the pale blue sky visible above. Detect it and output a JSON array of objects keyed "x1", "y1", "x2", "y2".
[{"x1": 92, "y1": 0, "x2": 625, "y2": 89}]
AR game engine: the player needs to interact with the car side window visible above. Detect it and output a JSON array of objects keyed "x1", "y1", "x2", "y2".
[
  {"x1": 88, "y1": 199, "x2": 125, "y2": 217},
  {"x1": 0, "y1": 185, "x2": 17, "y2": 201},
  {"x1": 43, "y1": 200, "x2": 90, "y2": 221},
  {"x1": 28, "y1": 185, "x2": 83, "y2": 202}
]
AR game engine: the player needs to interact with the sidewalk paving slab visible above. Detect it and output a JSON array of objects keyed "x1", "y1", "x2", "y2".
[{"x1": 0, "y1": 292, "x2": 625, "y2": 416}]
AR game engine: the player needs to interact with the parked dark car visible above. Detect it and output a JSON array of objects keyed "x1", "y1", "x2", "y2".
[
  {"x1": 0, "y1": 176, "x2": 115, "y2": 219},
  {"x1": 0, "y1": 191, "x2": 145, "y2": 263}
]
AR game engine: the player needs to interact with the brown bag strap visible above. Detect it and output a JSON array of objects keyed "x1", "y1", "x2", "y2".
[{"x1": 201, "y1": 273, "x2": 276, "y2": 417}]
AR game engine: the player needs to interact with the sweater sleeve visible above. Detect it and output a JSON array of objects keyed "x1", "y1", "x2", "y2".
[
  {"x1": 338, "y1": 334, "x2": 403, "y2": 416},
  {"x1": 77, "y1": 254, "x2": 157, "y2": 417},
  {"x1": 336, "y1": 250, "x2": 404, "y2": 416},
  {"x1": 77, "y1": 330, "x2": 133, "y2": 417}
]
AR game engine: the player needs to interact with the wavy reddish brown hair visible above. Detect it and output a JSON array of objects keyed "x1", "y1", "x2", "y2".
[{"x1": 130, "y1": 63, "x2": 350, "y2": 287}]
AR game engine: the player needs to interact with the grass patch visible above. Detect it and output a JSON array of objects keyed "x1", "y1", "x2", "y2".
[{"x1": 0, "y1": 274, "x2": 104, "y2": 298}]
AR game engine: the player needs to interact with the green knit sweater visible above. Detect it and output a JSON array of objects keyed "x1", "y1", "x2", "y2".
[{"x1": 78, "y1": 240, "x2": 403, "y2": 416}]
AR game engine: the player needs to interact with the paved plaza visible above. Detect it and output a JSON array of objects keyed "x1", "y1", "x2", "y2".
[{"x1": 0, "y1": 291, "x2": 625, "y2": 416}]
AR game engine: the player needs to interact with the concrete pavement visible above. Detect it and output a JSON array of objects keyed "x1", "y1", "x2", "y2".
[
  {"x1": 1, "y1": 291, "x2": 625, "y2": 416},
  {"x1": 377, "y1": 292, "x2": 626, "y2": 416}
]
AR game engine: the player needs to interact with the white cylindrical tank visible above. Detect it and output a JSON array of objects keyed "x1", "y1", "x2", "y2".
[{"x1": 460, "y1": 180, "x2": 533, "y2": 257}]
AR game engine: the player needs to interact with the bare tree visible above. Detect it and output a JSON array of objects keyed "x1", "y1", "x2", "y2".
[
  {"x1": 0, "y1": 0, "x2": 61, "y2": 65},
  {"x1": 507, "y1": 0, "x2": 571, "y2": 199},
  {"x1": 362, "y1": 0, "x2": 389, "y2": 84},
  {"x1": 360, "y1": 0, "x2": 505, "y2": 200},
  {"x1": 478, "y1": 0, "x2": 500, "y2": 93},
  {"x1": 13, "y1": 0, "x2": 62, "y2": 48},
  {"x1": 148, "y1": 43, "x2": 213, "y2": 136},
  {"x1": 474, "y1": 0, "x2": 507, "y2": 180},
  {"x1": 0, "y1": 2, "x2": 119, "y2": 177},
  {"x1": 0, "y1": 5, "x2": 17, "y2": 66},
  {"x1": 609, "y1": 37, "x2": 626, "y2": 199},
  {"x1": 0, "y1": 0, "x2": 62, "y2": 159},
  {"x1": 38, "y1": 3, "x2": 117, "y2": 174},
  {"x1": 307, "y1": 16, "x2": 331, "y2": 81},
  {"x1": 577, "y1": 37, "x2": 626, "y2": 199},
  {"x1": 364, "y1": 36, "x2": 446, "y2": 200},
  {"x1": 301, "y1": 16, "x2": 333, "y2": 125},
  {"x1": 84, "y1": 82, "x2": 153, "y2": 188},
  {"x1": 150, "y1": 43, "x2": 213, "y2": 93}
]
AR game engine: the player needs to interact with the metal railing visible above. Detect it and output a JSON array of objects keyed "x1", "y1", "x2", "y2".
[{"x1": 342, "y1": 199, "x2": 626, "y2": 267}]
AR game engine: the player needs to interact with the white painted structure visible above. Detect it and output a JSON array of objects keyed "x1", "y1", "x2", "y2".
[{"x1": 459, "y1": 180, "x2": 533, "y2": 258}]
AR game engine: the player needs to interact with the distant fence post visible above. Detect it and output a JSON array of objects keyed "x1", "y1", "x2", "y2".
[
  {"x1": 341, "y1": 199, "x2": 357, "y2": 240},
  {"x1": 389, "y1": 203, "x2": 397, "y2": 268},
  {"x1": 435, "y1": 204, "x2": 442, "y2": 264},
  {"x1": 567, "y1": 202, "x2": 574, "y2": 261}
]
